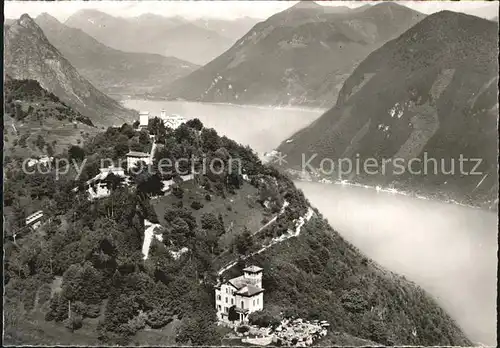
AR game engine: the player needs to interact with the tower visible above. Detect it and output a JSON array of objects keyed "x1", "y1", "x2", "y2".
[
  {"x1": 139, "y1": 111, "x2": 150, "y2": 128},
  {"x1": 243, "y1": 265, "x2": 263, "y2": 288},
  {"x1": 160, "y1": 109, "x2": 167, "y2": 119}
]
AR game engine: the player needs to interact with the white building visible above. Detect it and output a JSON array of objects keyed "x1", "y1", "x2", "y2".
[
  {"x1": 25, "y1": 210, "x2": 44, "y2": 230},
  {"x1": 215, "y1": 265, "x2": 264, "y2": 323},
  {"x1": 83, "y1": 166, "x2": 128, "y2": 200},
  {"x1": 139, "y1": 111, "x2": 150, "y2": 129},
  {"x1": 159, "y1": 109, "x2": 186, "y2": 129},
  {"x1": 126, "y1": 151, "x2": 152, "y2": 171}
]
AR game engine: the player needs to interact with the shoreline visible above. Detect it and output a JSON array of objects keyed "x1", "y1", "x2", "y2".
[{"x1": 293, "y1": 178, "x2": 498, "y2": 212}]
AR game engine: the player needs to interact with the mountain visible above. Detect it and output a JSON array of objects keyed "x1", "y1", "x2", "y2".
[
  {"x1": 4, "y1": 14, "x2": 136, "y2": 126},
  {"x1": 3, "y1": 76, "x2": 97, "y2": 158},
  {"x1": 4, "y1": 118, "x2": 470, "y2": 346},
  {"x1": 277, "y1": 11, "x2": 499, "y2": 208},
  {"x1": 34, "y1": 13, "x2": 198, "y2": 96},
  {"x1": 192, "y1": 16, "x2": 261, "y2": 41},
  {"x1": 64, "y1": 10, "x2": 258, "y2": 65},
  {"x1": 158, "y1": 2, "x2": 425, "y2": 107}
]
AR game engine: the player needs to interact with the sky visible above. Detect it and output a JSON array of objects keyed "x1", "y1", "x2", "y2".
[{"x1": 4, "y1": 0, "x2": 499, "y2": 21}]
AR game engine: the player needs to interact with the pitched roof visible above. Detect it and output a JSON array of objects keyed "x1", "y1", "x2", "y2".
[
  {"x1": 236, "y1": 284, "x2": 264, "y2": 296},
  {"x1": 228, "y1": 275, "x2": 247, "y2": 289}
]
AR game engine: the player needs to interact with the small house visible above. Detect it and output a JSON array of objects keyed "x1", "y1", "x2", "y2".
[
  {"x1": 25, "y1": 210, "x2": 44, "y2": 230},
  {"x1": 126, "y1": 151, "x2": 152, "y2": 171}
]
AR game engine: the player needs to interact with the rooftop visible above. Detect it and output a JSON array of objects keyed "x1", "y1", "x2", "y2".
[
  {"x1": 126, "y1": 151, "x2": 150, "y2": 157},
  {"x1": 243, "y1": 265, "x2": 263, "y2": 273},
  {"x1": 236, "y1": 284, "x2": 264, "y2": 296}
]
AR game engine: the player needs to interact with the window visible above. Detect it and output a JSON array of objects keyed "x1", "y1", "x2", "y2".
[
  {"x1": 224, "y1": 307, "x2": 228, "y2": 313},
  {"x1": 241, "y1": 301, "x2": 244, "y2": 309},
  {"x1": 226, "y1": 288, "x2": 229, "y2": 294},
  {"x1": 231, "y1": 298, "x2": 234, "y2": 305},
  {"x1": 217, "y1": 305, "x2": 221, "y2": 311},
  {"x1": 253, "y1": 299, "x2": 255, "y2": 306},
  {"x1": 257, "y1": 298, "x2": 259, "y2": 305},
  {"x1": 225, "y1": 297, "x2": 228, "y2": 303},
  {"x1": 217, "y1": 295, "x2": 221, "y2": 301}
]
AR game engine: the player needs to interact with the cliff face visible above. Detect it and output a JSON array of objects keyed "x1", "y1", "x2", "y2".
[
  {"x1": 4, "y1": 14, "x2": 136, "y2": 126},
  {"x1": 278, "y1": 11, "x2": 498, "y2": 207},
  {"x1": 158, "y1": 2, "x2": 424, "y2": 108}
]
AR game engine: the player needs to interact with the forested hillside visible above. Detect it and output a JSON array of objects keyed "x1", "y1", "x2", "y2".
[{"x1": 4, "y1": 119, "x2": 470, "y2": 346}]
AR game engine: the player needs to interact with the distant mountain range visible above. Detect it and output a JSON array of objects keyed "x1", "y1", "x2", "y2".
[
  {"x1": 157, "y1": 2, "x2": 425, "y2": 108},
  {"x1": 277, "y1": 11, "x2": 499, "y2": 208},
  {"x1": 33, "y1": 13, "x2": 198, "y2": 96},
  {"x1": 64, "y1": 10, "x2": 259, "y2": 65},
  {"x1": 4, "y1": 14, "x2": 136, "y2": 126}
]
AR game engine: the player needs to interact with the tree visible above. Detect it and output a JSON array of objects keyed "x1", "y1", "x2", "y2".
[
  {"x1": 228, "y1": 305, "x2": 239, "y2": 323},
  {"x1": 234, "y1": 227, "x2": 254, "y2": 256},
  {"x1": 186, "y1": 118, "x2": 203, "y2": 131},
  {"x1": 68, "y1": 145, "x2": 85, "y2": 162}
]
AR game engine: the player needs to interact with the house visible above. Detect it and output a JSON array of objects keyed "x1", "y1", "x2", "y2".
[
  {"x1": 79, "y1": 165, "x2": 128, "y2": 200},
  {"x1": 126, "y1": 151, "x2": 152, "y2": 171},
  {"x1": 139, "y1": 111, "x2": 150, "y2": 129},
  {"x1": 25, "y1": 210, "x2": 44, "y2": 230},
  {"x1": 215, "y1": 265, "x2": 264, "y2": 323},
  {"x1": 161, "y1": 111, "x2": 186, "y2": 129}
]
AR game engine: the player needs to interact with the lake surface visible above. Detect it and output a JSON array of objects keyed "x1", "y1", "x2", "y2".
[
  {"x1": 122, "y1": 100, "x2": 324, "y2": 154},
  {"x1": 123, "y1": 100, "x2": 497, "y2": 346},
  {"x1": 295, "y1": 181, "x2": 497, "y2": 346}
]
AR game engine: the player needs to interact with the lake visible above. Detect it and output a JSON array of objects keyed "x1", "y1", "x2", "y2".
[
  {"x1": 295, "y1": 181, "x2": 497, "y2": 346},
  {"x1": 123, "y1": 100, "x2": 497, "y2": 346},
  {"x1": 122, "y1": 99, "x2": 324, "y2": 155}
]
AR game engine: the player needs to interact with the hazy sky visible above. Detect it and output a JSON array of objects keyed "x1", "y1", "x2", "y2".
[{"x1": 4, "y1": 0, "x2": 499, "y2": 21}]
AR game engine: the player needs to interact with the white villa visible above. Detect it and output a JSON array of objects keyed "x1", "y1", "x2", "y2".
[
  {"x1": 137, "y1": 109, "x2": 186, "y2": 130},
  {"x1": 215, "y1": 265, "x2": 264, "y2": 323}
]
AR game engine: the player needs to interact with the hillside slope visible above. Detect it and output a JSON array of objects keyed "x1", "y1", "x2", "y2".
[
  {"x1": 4, "y1": 14, "x2": 136, "y2": 126},
  {"x1": 4, "y1": 118, "x2": 470, "y2": 346},
  {"x1": 158, "y1": 2, "x2": 425, "y2": 107},
  {"x1": 278, "y1": 11, "x2": 499, "y2": 208},
  {"x1": 3, "y1": 76, "x2": 97, "y2": 158},
  {"x1": 35, "y1": 13, "x2": 198, "y2": 96},
  {"x1": 64, "y1": 10, "x2": 257, "y2": 65}
]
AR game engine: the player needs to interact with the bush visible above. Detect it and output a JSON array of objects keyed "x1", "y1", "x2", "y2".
[
  {"x1": 248, "y1": 310, "x2": 281, "y2": 328},
  {"x1": 146, "y1": 307, "x2": 174, "y2": 329},
  {"x1": 205, "y1": 194, "x2": 212, "y2": 201},
  {"x1": 190, "y1": 201, "x2": 204, "y2": 210},
  {"x1": 236, "y1": 325, "x2": 250, "y2": 333},
  {"x1": 64, "y1": 313, "x2": 83, "y2": 331}
]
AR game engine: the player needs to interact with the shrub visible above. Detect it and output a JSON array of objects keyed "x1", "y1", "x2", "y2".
[
  {"x1": 205, "y1": 194, "x2": 212, "y2": 201},
  {"x1": 236, "y1": 325, "x2": 250, "y2": 333},
  {"x1": 248, "y1": 310, "x2": 281, "y2": 328},
  {"x1": 190, "y1": 201, "x2": 204, "y2": 210}
]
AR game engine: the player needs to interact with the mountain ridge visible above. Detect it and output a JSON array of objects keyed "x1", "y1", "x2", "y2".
[
  {"x1": 64, "y1": 10, "x2": 259, "y2": 65},
  {"x1": 35, "y1": 13, "x2": 199, "y2": 96},
  {"x1": 4, "y1": 14, "x2": 136, "y2": 126},
  {"x1": 157, "y1": 2, "x2": 425, "y2": 108},
  {"x1": 277, "y1": 10, "x2": 498, "y2": 208}
]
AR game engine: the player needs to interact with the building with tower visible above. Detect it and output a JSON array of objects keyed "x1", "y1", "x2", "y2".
[{"x1": 214, "y1": 265, "x2": 264, "y2": 323}]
